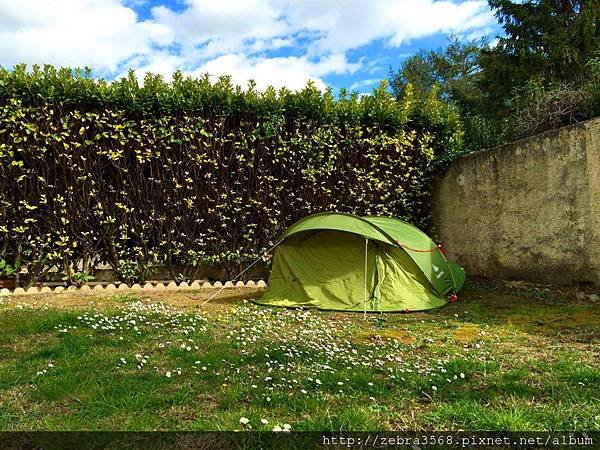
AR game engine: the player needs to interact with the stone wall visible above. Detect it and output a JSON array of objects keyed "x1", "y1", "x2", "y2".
[{"x1": 432, "y1": 117, "x2": 600, "y2": 285}]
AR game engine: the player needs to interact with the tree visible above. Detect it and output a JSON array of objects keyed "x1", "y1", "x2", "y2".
[
  {"x1": 391, "y1": 1, "x2": 600, "y2": 150},
  {"x1": 390, "y1": 35, "x2": 485, "y2": 112},
  {"x1": 390, "y1": 36, "x2": 506, "y2": 152},
  {"x1": 479, "y1": 0, "x2": 600, "y2": 112}
]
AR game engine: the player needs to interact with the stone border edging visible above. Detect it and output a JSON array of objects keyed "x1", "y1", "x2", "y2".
[{"x1": 0, "y1": 280, "x2": 267, "y2": 296}]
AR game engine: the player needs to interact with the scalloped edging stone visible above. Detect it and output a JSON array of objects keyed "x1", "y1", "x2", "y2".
[{"x1": 0, "y1": 278, "x2": 267, "y2": 296}]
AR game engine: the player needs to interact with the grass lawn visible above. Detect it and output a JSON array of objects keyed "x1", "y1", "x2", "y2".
[{"x1": 0, "y1": 281, "x2": 598, "y2": 433}]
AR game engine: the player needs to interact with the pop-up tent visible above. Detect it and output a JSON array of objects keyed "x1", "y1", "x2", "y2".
[{"x1": 256, "y1": 212, "x2": 465, "y2": 312}]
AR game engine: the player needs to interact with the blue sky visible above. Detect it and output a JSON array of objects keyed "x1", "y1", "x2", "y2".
[{"x1": 0, "y1": 0, "x2": 500, "y2": 93}]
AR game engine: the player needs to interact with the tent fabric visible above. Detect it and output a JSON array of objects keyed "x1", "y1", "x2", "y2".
[
  {"x1": 448, "y1": 261, "x2": 466, "y2": 292},
  {"x1": 373, "y1": 245, "x2": 447, "y2": 311},
  {"x1": 257, "y1": 212, "x2": 466, "y2": 312},
  {"x1": 281, "y1": 213, "x2": 397, "y2": 247},
  {"x1": 259, "y1": 231, "x2": 377, "y2": 310},
  {"x1": 362, "y1": 216, "x2": 457, "y2": 296}
]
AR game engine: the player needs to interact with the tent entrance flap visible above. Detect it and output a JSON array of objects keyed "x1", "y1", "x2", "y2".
[
  {"x1": 373, "y1": 245, "x2": 446, "y2": 311},
  {"x1": 257, "y1": 230, "x2": 377, "y2": 310}
]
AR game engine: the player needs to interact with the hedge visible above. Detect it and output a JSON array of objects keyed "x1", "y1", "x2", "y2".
[{"x1": 0, "y1": 64, "x2": 463, "y2": 286}]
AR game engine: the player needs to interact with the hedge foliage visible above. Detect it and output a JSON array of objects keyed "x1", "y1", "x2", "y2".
[{"x1": 0, "y1": 65, "x2": 463, "y2": 286}]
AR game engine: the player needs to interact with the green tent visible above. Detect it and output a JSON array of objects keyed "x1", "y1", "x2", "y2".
[{"x1": 256, "y1": 212, "x2": 465, "y2": 312}]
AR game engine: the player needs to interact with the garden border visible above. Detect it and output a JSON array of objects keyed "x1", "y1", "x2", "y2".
[{"x1": 0, "y1": 279, "x2": 267, "y2": 296}]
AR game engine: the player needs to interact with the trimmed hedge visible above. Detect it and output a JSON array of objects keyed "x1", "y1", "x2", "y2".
[{"x1": 0, "y1": 65, "x2": 463, "y2": 286}]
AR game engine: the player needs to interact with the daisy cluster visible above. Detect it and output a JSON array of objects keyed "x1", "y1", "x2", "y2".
[
  {"x1": 48, "y1": 299, "x2": 497, "y2": 428},
  {"x1": 219, "y1": 305, "x2": 493, "y2": 396}
]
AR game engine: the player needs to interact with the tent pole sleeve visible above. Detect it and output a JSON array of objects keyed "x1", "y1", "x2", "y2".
[{"x1": 364, "y1": 238, "x2": 368, "y2": 319}]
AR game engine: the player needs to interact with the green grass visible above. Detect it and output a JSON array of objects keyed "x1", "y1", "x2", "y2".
[{"x1": 0, "y1": 283, "x2": 598, "y2": 432}]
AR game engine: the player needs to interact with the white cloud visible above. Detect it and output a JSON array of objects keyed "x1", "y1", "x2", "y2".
[
  {"x1": 0, "y1": 0, "x2": 495, "y2": 89},
  {"x1": 153, "y1": 0, "x2": 284, "y2": 41},
  {"x1": 349, "y1": 78, "x2": 380, "y2": 91},
  {"x1": 281, "y1": 0, "x2": 494, "y2": 54},
  {"x1": 0, "y1": 0, "x2": 173, "y2": 73},
  {"x1": 387, "y1": 0, "x2": 493, "y2": 45},
  {"x1": 186, "y1": 53, "x2": 361, "y2": 91}
]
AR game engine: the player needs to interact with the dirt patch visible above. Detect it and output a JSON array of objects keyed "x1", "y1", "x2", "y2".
[{"x1": 1, "y1": 287, "x2": 266, "y2": 312}]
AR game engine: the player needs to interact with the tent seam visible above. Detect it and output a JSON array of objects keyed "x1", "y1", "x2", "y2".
[{"x1": 279, "y1": 212, "x2": 400, "y2": 248}]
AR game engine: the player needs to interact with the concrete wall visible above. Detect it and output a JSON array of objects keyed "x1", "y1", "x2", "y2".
[{"x1": 432, "y1": 117, "x2": 600, "y2": 285}]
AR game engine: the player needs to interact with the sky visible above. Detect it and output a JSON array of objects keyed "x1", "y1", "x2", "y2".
[{"x1": 0, "y1": 0, "x2": 500, "y2": 94}]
